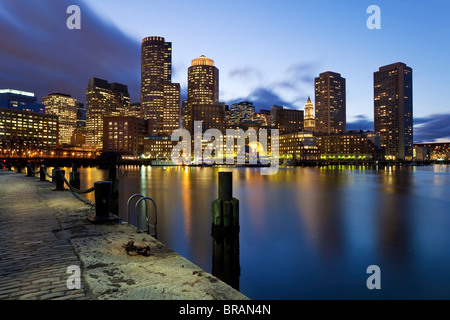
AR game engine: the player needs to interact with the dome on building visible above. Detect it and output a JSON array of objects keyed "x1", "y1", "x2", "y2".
[{"x1": 191, "y1": 55, "x2": 215, "y2": 66}]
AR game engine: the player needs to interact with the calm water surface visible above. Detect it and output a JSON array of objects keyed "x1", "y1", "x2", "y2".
[{"x1": 66, "y1": 165, "x2": 450, "y2": 299}]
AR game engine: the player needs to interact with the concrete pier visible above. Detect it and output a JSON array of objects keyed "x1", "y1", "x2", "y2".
[{"x1": 0, "y1": 169, "x2": 248, "y2": 300}]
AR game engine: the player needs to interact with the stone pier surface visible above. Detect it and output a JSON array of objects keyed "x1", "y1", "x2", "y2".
[{"x1": 0, "y1": 170, "x2": 248, "y2": 300}]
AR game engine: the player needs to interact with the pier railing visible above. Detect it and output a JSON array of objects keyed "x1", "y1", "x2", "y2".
[{"x1": 3, "y1": 162, "x2": 161, "y2": 238}]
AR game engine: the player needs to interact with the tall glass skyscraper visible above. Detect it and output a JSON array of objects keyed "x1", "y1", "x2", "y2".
[
  {"x1": 374, "y1": 62, "x2": 413, "y2": 161},
  {"x1": 314, "y1": 72, "x2": 346, "y2": 134}
]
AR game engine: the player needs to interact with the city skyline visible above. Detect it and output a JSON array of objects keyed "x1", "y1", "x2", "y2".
[{"x1": 0, "y1": 0, "x2": 450, "y2": 143}]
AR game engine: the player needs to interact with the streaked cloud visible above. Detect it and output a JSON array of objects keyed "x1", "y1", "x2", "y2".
[{"x1": 0, "y1": 0, "x2": 140, "y2": 103}]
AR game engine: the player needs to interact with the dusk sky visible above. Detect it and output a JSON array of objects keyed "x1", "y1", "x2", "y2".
[{"x1": 1, "y1": 0, "x2": 449, "y2": 142}]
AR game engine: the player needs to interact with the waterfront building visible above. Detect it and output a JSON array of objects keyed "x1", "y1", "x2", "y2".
[
  {"x1": 315, "y1": 72, "x2": 346, "y2": 134},
  {"x1": 0, "y1": 107, "x2": 58, "y2": 157},
  {"x1": 102, "y1": 116, "x2": 150, "y2": 157},
  {"x1": 279, "y1": 131, "x2": 320, "y2": 161},
  {"x1": 414, "y1": 142, "x2": 450, "y2": 161},
  {"x1": 315, "y1": 131, "x2": 382, "y2": 161},
  {"x1": 42, "y1": 93, "x2": 77, "y2": 145},
  {"x1": 86, "y1": 78, "x2": 130, "y2": 150},
  {"x1": 0, "y1": 89, "x2": 44, "y2": 113},
  {"x1": 143, "y1": 136, "x2": 177, "y2": 160},
  {"x1": 374, "y1": 62, "x2": 413, "y2": 161}
]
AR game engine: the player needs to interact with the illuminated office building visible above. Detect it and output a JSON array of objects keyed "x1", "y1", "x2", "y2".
[
  {"x1": 144, "y1": 136, "x2": 176, "y2": 160},
  {"x1": 315, "y1": 72, "x2": 346, "y2": 134},
  {"x1": 86, "y1": 78, "x2": 130, "y2": 149},
  {"x1": 42, "y1": 93, "x2": 77, "y2": 145},
  {"x1": 304, "y1": 97, "x2": 315, "y2": 132},
  {"x1": 189, "y1": 103, "x2": 227, "y2": 134},
  {"x1": 141, "y1": 36, "x2": 180, "y2": 136},
  {"x1": 228, "y1": 101, "x2": 255, "y2": 126},
  {"x1": 271, "y1": 106, "x2": 304, "y2": 134},
  {"x1": 0, "y1": 89, "x2": 44, "y2": 113},
  {"x1": 187, "y1": 56, "x2": 219, "y2": 107},
  {"x1": 374, "y1": 62, "x2": 413, "y2": 161},
  {"x1": 161, "y1": 83, "x2": 181, "y2": 135},
  {"x1": 184, "y1": 55, "x2": 220, "y2": 134},
  {"x1": 279, "y1": 132, "x2": 320, "y2": 161},
  {"x1": 0, "y1": 107, "x2": 58, "y2": 157},
  {"x1": 414, "y1": 143, "x2": 450, "y2": 161},
  {"x1": 315, "y1": 131, "x2": 382, "y2": 161},
  {"x1": 252, "y1": 109, "x2": 271, "y2": 127},
  {"x1": 103, "y1": 116, "x2": 150, "y2": 157}
]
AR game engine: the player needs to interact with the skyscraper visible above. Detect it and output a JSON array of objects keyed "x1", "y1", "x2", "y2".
[
  {"x1": 141, "y1": 36, "x2": 180, "y2": 136},
  {"x1": 86, "y1": 78, "x2": 130, "y2": 149},
  {"x1": 161, "y1": 83, "x2": 181, "y2": 135},
  {"x1": 42, "y1": 93, "x2": 77, "y2": 145},
  {"x1": 315, "y1": 72, "x2": 346, "y2": 134},
  {"x1": 374, "y1": 62, "x2": 413, "y2": 161},
  {"x1": 184, "y1": 55, "x2": 220, "y2": 134},
  {"x1": 187, "y1": 55, "x2": 219, "y2": 107},
  {"x1": 304, "y1": 97, "x2": 315, "y2": 132}
]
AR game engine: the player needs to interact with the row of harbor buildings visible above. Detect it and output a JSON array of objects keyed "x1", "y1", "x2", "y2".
[{"x1": 0, "y1": 36, "x2": 448, "y2": 163}]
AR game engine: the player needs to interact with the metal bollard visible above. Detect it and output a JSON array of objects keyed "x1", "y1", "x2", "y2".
[
  {"x1": 108, "y1": 164, "x2": 117, "y2": 180},
  {"x1": 88, "y1": 181, "x2": 119, "y2": 224},
  {"x1": 26, "y1": 164, "x2": 34, "y2": 177},
  {"x1": 70, "y1": 171, "x2": 80, "y2": 190},
  {"x1": 39, "y1": 166, "x2": 46, "y2": 182},
  {"x1": 52, "y1": 170, "x2": 67, "y2": 191}
]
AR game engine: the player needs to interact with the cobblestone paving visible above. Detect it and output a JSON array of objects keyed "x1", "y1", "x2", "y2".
[{"x1": 0, "y1": 170, "x2": 91, "y2": 300}]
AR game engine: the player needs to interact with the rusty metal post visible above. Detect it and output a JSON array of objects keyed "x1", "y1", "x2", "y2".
[{"x1": 88, "y1": 181, "x2": 119, "y2": 224}]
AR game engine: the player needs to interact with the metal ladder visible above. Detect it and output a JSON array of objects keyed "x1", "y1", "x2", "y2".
[{"x1": 126, "y1": 194, "x2": 158, "y2": 238}]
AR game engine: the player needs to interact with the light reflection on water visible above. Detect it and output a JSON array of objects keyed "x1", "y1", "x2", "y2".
[{"x1": 64, "y1": 164, "x2": 450, "y2": 299}]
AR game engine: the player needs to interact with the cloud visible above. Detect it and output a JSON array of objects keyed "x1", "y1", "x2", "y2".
[
  {"x1": 0, "y1": 0, "x2": 140, "y2": 103},
  {"x1": 228, "y1": 67, "x2": 262, "y2": 82},
  {"x1": 286, "y1": 62, "x2": 318, "y2": 85},
  {"x1": 226, "y1": 61, "x2": 318, "y2": 110},
  {"x1": 414, "y1": 114, "x2": 450, "y2": 143},
  {"x1": 346, "y1": 115, "x2": 374, "y2": 131},
  {"x1": 229, "y1": 87, "x2": 296, "y2": 111},
  {"x1": 346, "y1": 114, "x2": 450, "y2": 143}
]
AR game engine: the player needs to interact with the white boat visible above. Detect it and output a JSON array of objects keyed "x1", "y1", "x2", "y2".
[{"x1": 151, "y1": 160, "x2": 177, "y2": 166}]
